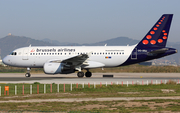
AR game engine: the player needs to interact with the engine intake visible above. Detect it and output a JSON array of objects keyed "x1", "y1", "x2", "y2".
[{"x1": 43, "y1": 62, "x2": 74, "y2": 74}]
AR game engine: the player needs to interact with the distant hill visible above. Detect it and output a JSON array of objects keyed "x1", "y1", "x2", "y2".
[
  {"x1": 0, "y1": 35, "x2": 179, "y2": 64},
  {"x1": 42, "y1": 37, "x2": 139, "y2": 46},
  {"x1": 86, "y1": 37, "x2": 139, "y2": 46},
  {"x1": 42, "y1": 38, "x2": 78, "y2": 46}
]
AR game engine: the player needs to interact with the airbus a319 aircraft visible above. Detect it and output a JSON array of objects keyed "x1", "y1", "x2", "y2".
[{"x1": 3, "y1": 14, "x2": 177, "y2": 78}]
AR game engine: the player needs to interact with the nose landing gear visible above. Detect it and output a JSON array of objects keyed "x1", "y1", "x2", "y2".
[{"x1": 25, "y1": 67, "x2": 31, "y2": 77}]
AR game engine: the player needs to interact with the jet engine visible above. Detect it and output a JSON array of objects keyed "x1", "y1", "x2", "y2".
[{"x1": 43, "y1": 62, "x2": 74, "y2": 74}]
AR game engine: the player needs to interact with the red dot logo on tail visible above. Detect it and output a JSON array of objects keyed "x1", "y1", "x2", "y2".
[
  {"x1": 163, "y1": 36, "x2": 167, "y2": 39},
  {"x1": 142, "y1": 40, "x2": 149, "y2": 45},
  {"x1": 153, "y1": 27, "x2": 158, "y2": 30},
  {"x1": 146, "y1": 35, "x2": 152, "y2": 39},
  {"x1": 150, "y1": 40, "x2": 156, "y2": 45},
  {"x1": 150, "y1": 31, "x2": 155, "y2": 35},
  {"x1": 156, "y1": 24, "x2": 160, "y2": 27},
  {"x1": 158, "y1": 39, "x2": 163, "y2": 43}
]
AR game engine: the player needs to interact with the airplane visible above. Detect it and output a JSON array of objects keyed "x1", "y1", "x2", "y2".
[{"x1": 2, "y1": 14, "x2": 177, "y2": 78}]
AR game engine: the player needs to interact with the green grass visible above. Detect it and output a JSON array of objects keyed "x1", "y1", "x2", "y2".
[
  {"x1": 0, "y1": 100, "x2": 180, "y2": 112},
  {"x1": 0, "y1": 81, "x2": 180, "y2": 112}
]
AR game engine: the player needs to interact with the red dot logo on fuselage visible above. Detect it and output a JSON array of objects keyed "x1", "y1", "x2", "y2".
[{"x1": 31, "y1": 49, "x2": 35, "y2": 52}]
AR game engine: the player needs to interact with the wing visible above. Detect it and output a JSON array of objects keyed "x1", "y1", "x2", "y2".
[
  {"x1": 50, "y1": 54, "x2": 89, "y2": 68},
  {"x1": 62, "y1": 54, "x2": 89, "y2": 66}
]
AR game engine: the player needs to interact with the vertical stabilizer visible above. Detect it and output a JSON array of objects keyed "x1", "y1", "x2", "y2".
[{"x1": 137, "y1": 14, "x2": 173, "y2": 48}]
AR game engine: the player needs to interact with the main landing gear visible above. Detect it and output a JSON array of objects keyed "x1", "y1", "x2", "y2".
[
  {"x1": 25, "y1": 67, "x2": 31, "y2": 77},
  {"x1": 77, "y1": 70, "x2": 92, "y2": 78}
]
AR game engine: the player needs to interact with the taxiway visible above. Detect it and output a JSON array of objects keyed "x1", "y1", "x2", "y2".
[{"x1": 0, "y1": 73, "x2": 179, "y2": 84}]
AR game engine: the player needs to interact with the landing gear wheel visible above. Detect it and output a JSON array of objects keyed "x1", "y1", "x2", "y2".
[
  {"x1": 25, "y1": 73, "x2": 31, "y2": 77},
  {"x1": 77, "y1": 72, "x2": 84, "y2": 78},
  {"x1": 25, "y1": 67, "x2": 31, "y2": 77},
  {"x1": 85, "y1": 71, "x2": 92, "y2": 77}
]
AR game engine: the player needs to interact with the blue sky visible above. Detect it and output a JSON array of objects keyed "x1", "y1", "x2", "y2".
[{"x1": 0, "y1": 0, "x2": 180, "y2": 44}]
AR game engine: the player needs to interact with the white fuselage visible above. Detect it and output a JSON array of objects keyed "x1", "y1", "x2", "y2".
[{"x1": 3, "y1": 45, "x2": 136, "y2": 68}]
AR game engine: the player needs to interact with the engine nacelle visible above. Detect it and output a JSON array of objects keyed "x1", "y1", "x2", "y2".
[{"x1": 43, "y1": 62, "x2": 74, "y2": 74}]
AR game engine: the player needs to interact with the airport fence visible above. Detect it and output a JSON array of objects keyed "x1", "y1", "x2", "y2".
[{"x1": 0, "y1": 79, "x2": 179, "y2": 96}]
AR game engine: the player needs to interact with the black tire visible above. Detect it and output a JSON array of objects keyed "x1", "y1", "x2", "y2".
[
  {"x1": 85, "y1": 72, "x2": 92, "y2": 77},
  {"x1": 25, "y1": 73, "x2": 31, "y2": 77},
  {"x1": 77, "y1": 72, "x2": 84, "y2": 78}
]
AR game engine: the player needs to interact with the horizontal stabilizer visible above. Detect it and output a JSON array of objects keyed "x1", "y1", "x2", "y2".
[{"x1": 147, "y1": 48, "x2": 169, "y2": 56}]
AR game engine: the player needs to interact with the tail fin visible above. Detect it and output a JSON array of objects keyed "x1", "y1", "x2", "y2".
[{"x1": 137, "y1": 14, "x2": 173, "y2": 48}]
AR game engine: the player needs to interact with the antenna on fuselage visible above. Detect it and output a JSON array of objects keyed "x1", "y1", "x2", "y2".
[
  {"x1": 104, "y1": 44, "x2": 107, "y2": 46},
  {"x1": 29, "y1": 44, "x2": 31, "y2": 47}
]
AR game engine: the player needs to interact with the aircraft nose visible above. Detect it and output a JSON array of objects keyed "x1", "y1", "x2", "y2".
[{"x1": 2, "y1": 56, "x2": 9, "y2": 65}]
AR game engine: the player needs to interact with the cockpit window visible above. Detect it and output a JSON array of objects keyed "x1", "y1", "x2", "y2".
[{"x1": 10, "y1": 52, "x2": 17, "y2": 56}]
